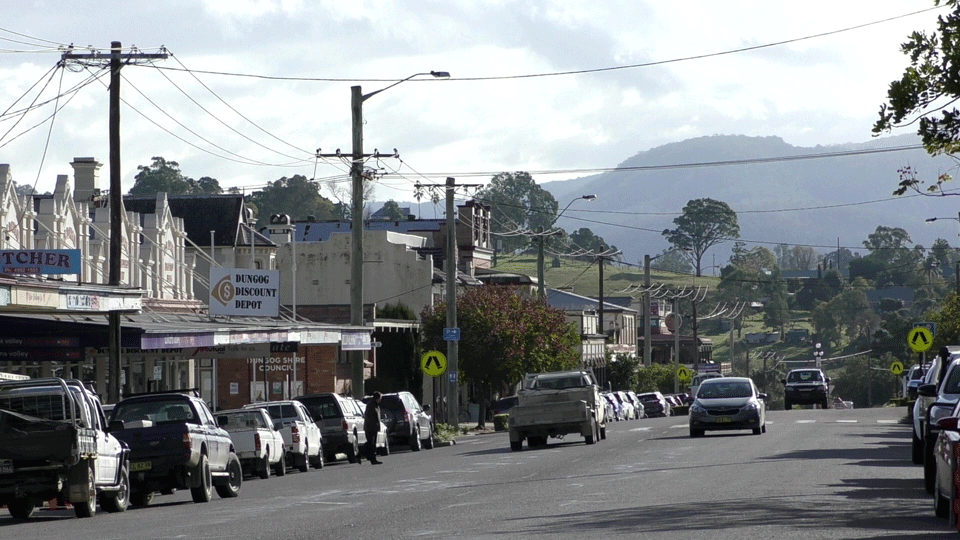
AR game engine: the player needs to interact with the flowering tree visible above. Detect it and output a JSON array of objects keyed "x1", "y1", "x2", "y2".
[{"x1": 421, "y1": 285, "x2": 581, "y2": 427}]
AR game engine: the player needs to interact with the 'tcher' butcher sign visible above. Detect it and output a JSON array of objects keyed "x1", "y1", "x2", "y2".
[{"x1": 209, "y1": 268, "x2": 280, "y2": 317}]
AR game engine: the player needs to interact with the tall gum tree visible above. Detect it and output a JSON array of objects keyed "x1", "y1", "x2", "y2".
[{"x1": 662, "y1": 198, "x2": 740, "y2": 276}]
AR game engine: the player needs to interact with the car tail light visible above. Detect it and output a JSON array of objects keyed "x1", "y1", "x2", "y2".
[
  {"x1": 182, "y1": 432, "x2": 192, "y2": 458},
  {"x1": 404, "y1": 410, "x2": 411, "y2": 423},
  {"x1": 292, "y1": 423, "x2": 301, "y2": 443},
  {"x1": 255, "y1": 432, "x2": 262, "y2": 452},
  {"x1": 342, "y1": 420, "x2": 348, "y2": 431}
]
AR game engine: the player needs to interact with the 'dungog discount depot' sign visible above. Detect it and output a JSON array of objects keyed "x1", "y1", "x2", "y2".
[{"x1": 209, "y1": 268, "x2": 280, "y2": 317}]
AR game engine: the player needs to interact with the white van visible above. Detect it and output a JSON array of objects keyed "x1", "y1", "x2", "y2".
[{"x1": 689, "y1": 372, "x2": 724, "y2": 399}]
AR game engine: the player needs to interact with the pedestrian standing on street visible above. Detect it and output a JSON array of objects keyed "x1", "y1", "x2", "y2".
[{"x1": 364, "y1": 391, "x2": 383, "y2": 465}]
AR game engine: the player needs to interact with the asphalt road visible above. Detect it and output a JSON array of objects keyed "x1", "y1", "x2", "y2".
[{"x1": 1, "y1": 406, "x2": 956, "y2": 540}]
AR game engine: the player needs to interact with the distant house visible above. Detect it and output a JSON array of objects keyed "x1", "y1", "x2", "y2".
[
  {"x1": 370, "y1": 204, "x2": 411, "y2": 220},
  {"x1": 864, "y1": 286, "x2": 914, "y2": 310}
]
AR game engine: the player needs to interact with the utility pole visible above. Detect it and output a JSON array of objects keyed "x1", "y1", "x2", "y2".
[
  {"x1": 643, "y1": 255, "x2": 652, "y2": 368},
  {"x1": 692, "y1": 298, "x2": 699, "y2": 373},
  {"x1": 416, "y1": 178, "x2": 480, "y2": 426},
  {"x1": 62, "y1": 42, "x2": 167, "y2": 404}
]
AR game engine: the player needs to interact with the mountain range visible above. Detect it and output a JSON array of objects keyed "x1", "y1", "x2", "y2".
[{"x1": 540, "y1": 133, "x2": 960, "y2": 270}]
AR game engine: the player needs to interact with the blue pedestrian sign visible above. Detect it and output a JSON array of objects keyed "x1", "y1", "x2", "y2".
[{"x1": 443, "y1": 327, "x2": 461, "y2": 341}]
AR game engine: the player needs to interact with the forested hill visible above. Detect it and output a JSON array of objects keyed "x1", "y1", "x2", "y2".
[{"x1": 541, "y1": 133, "x2": 960, "y2": 265}]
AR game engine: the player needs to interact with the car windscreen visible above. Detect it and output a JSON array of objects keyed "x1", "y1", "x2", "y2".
[
  {"x1": 697, "y1": 382, "x2": 753, "y2": 399},
  {"x1": 533, "y1": 376, "x2": 586, "y2": 389},
  {"x1": 296, "y1": 395, "x2": 341, "y2": 421},
  {"x1": 379, "y1": 396, "x2": 404, "y2": 411},
  {"x1": 942, "y1": 365, "x2": 960, "y2": 394},
  {"x1": 249, "y1": 404, "x2": 298, "y2": 422},
  {"x1": 787, "y1": 371, "x2": 822, "y2": 383},
  {"x1": 218, "y1": 411, "x2": 267, "y2": 430},
  {"x1": 113, "y1": 399, "x2": 198, "y2": 424}
]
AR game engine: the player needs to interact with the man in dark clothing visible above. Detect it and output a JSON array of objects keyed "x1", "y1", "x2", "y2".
[{"x1": 364, "y1": 392, "x2": 383, "y2": 464}]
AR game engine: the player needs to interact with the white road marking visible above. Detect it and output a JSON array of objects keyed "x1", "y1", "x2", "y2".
[
  {"x1": 877, "y1": 420, "x2": 898, "y2": 424},
  {"x1": 670, "y1": 424, "x2": 687, "y2": 429},
  {"x1": 836, "y1": 420, "x2": 858, "y2": 423},
  {"x1": 796, "y1": 420, "x2": 816, "y2": 424},
  {"x1": 630, "y1": 427, "x2": 652, "y2": 432}
]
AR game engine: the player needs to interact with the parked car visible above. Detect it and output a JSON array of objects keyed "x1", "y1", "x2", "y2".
[
  {"x1": 110, "y1": 389, "x2": 241, "y2": 506},
  {"x1": 905, "y1": 364, "x2": 925, "y2": 399},
  {"x1": 914, "y1": 347, "x2": 960, "y2": 468},
  {"x1": 599, "y1": 394, "x2": 616, "y2": 423},
  {"x1": 216, "y1": 408, "x2": 286, "y2": 478},
  {"x1": 637, "y1": 391, "x2": 671, "y2": 418},
  {"x1": 603, "y1": 393, "x2": 623, "y2": 421},
  {"x1": 614, "y1": 391, "x2": 637, "y2": 420},
  {"x1": 933, "y1": 408, "x2": 960, "y2": 520},
  {"x1": 351, "y1": 398, "x2": 390, "y2": 458},
  {"x1": 689, "y1": 377, "x2": 767, "y2": 437},
  {"x1": 0, "y1": 378, "x2": 129, "y2": 519},
  {"x1": 373, "y1": 392, "x2": 433, "y2": 451},
  {"x1": 919, "y1": 357, "x2": 960, "y2": 493},
  {"x1": 781, "y1": 368, "x2": 830, "y2": 410},
  {"x1": 625, "y1": 391, "x2": 645, "y2": 419},
  {"x1": 295, "y1": 393, "x2": 365, "y2": 463},
  {"x1": 243, "y1": 400, "x2": 323, "y2": 472},
  {"x1": 494, "y1": 396, "x2": 519, "y2": 416}
]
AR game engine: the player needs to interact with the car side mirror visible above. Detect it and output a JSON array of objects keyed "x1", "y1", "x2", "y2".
[
  {"x1": 918, "y1": 384, "x2": 939, "y2": 397},
  {"x1": 422, "y1": 404, "x2": 431, "y2": 412},
  {"x1": 780, "y1": 379, "x2": 786, "y2": 385},
  {"x1": 216, "y1": 415, "x2": 228, "y2": 427},
  {"x1": 274, "y1": 422, "x2": 283, "y2": 431},
  {"x1": 108, "y1": 419, "x2": 125, "y2": 432},
  {"x1": 758, "y1": 393, "x2": 769, "y2": 402},
  {"x1": 938, "y1": 417, "x2": 960, "y2": 431},
  {"x1": 825, "y1": 377, "x2": 831, "y2": 383}
]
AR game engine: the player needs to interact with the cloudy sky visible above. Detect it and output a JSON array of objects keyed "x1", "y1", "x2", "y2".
[{"x1": 0, "y1": 1, "x2": 944, "y2": 211}]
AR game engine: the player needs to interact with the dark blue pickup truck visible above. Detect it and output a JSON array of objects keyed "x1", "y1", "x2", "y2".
[{"x1": 108, "y1": 390, "x2": 241, "y2": 506}]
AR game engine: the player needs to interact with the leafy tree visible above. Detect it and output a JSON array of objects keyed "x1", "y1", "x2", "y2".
[
  {"x1": 663, "y1": 198, "x2": 740, "y2": 276},
  {"x1": 247, "y1": 175, "x2": 338, "y2": 228},
  {"x1": 377, "y1": 200, "x2": 407, "y2": 221},
  {"x1": 650, "y1": 248, "x2": 693, "y2": 274},
  {"x1": 831, "y1": 354, "x2": 898, "y2": 408},
  {"x1": 607, "y1": 354, "x2": 639, "y2": 391},
  {"x1": 420, "y1": 285, "x2": 580, "y2": 428},
  {"x1": 129, "y1": 157, "x2": 196, "y2": 195},
  {"x1": 635, "y1": 364, "x2": 676, "y2": 394},
  {"x1": 775, "y1": 244, "x2": 820, "y2": 271},
  {"x1": 854, "y1": 226, "x2": 923, "y2": 287},
  {"x1": 874, "y1": 1, "x2": 960, "y2": 195},
  {"x1": 928, "y1": 293, "x2": 960, "y2": 352},
  {"x1": 763, "y1": 267, "x2": 789, "y2": 335},
  {"x1": 569, "y1": 228, "x2": 615, "y2": 259},
  {"x1": 477, "y1": 172, "x2": 558, "y2": 253}
]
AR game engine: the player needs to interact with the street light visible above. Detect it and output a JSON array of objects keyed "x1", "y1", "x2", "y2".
[
  {"x1": 925, "y1": 211, "x2": 960, "y2": 295},
  {"x1": 536, "y1": 194, "x2": 596, "y2": 297},
  {"x1": 814, "y1": 342, "x2": 824, "y2": 368},
  {"x1": 349, "y1": 71, "x2": 450, "y2": 398}
]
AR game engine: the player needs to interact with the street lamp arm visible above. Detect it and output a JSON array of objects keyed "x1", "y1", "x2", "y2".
[{"x1": 362, "y1": 71, "x2": 451, "y2": 102}]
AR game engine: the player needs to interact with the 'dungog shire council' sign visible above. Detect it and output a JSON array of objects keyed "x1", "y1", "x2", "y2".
[{"x1": 209, "y1": 268, "x2": 280, "y2": 317}]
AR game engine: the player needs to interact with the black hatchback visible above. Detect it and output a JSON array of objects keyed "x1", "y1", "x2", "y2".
[{"x1": 372, "y1": 392, "x2": 434, "y2": 451}]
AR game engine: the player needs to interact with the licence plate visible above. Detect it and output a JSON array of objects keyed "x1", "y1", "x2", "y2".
[
  {"x1": 715, "y1": 417, "x2": 732, "y2": 423},
  {"x1": 0, "y1": 459, "x2": 12, "y2": 474},
  {"x1": 131, "y1": 461, "x2": 152, "y2": 472}
]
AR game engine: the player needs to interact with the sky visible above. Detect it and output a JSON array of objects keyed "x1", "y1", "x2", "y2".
[{"x1": 0, "y1": 1, "x2": 947, "y2": 217}]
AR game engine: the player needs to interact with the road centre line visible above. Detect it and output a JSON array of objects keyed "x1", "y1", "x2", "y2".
[
  {"x1": 836, "y1": 420, "x2": 858, "y2": 423},
  {"x1": 795, "y1": 420, "x2": 816, "y2": 424}
]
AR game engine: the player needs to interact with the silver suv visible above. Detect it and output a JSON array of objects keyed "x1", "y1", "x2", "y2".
[{"x1": 295, "y1": 393, "x2": 364, "y2": 463}]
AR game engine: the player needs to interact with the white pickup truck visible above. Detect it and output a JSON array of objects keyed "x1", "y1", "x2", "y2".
[
  {"x1": 216, "y1": 408, "x2": 287, "y2": 478},
  {"x1": 508, "y1": 370, "x2": 606, "y2": 451},
  {"x1": 0, "y1": 378, "x2": 130, "y2": 519},
  {"x1": 243, "y1": 400, "x2": 323, "y2": 472}
]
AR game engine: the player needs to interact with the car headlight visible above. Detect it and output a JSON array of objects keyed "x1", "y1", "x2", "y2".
[
  {"x1": 690, "y1": 403, "x2": 707, "y2": 414},
  {"x1": 743, "y1": 400, "x2": 760, "y2": 411},
  {"x1": 929, "y1": 403, "x2": 955, "y2": 426}
]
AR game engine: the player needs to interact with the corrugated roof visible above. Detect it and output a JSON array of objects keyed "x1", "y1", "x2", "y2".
[{"x1": 297, "y1": 219, "x2": 444, "y2": 242}]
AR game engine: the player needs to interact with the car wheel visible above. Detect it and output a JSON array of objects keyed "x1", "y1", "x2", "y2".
[
  {"x1": 510, "y1": 440, "x2": 523, "y2": 451},
  {"x1": 752, "y1": 427, "x2": 762, "y2": 435},
  {"x1": 7, "y1": 498, "x2": 35, "y2": 520},
  {"x1": 274, "y1": 452, "x2": 286, "y2": 477},
  {"x1": 379, "y1": 437, "x2": 390, "y2": 456},
  {"x1": 259, "y1": 453, "x2": 270, "y2": 479},
  {"x1": 101, "y1": 463, "x2": 130, "y2": 513},
  {"x1": 347, "y1": 434, "x2": 359, "y2": 463},
  {"x1": 311, "y1": 451, "x2": 324, "y2": 469},
  {"x1": 936, "y1": 482, "x2": 951, "y2": 519},
  {"x1": 690, "y1": 428, "x2": 704, "y2": 438},
  {"x1": 912, "y1": 429, "x2": 924, "y2": 465},
  {"x1": 130, "y1": 490, "x2": 154, "y2": 507},
  {"x1": 600, "y1": 426, "x2": 607, "y2": 440},
  {"x1": 190, "y1": 454, "x2": 213, "y2": 503},
  {"x1": 423, "y1": 430, "x2": 434, "y2": 450},
  {"x1": 410, "y1": 427, "x2": 422, "y2": 451},
  {"x1": 298, "y1": 445, "x2": 309, "y2": 472},
  {"x1": 74, "y1": 462, "x2": 96, "y2": 518},
  {"x1": 924, "y1": 437, "x2": 937, "y2": 494},
  {"x1": 822, "y1": 398, "x2": 829, "y2": 409},
  {"x1": 761, "y1": 424, "x2": 767, "y2": 434},
  {"x1": 215, "y1": 453, "x2": 242, "y2": 499},
  {"x1": 784, "y1": 400, "x2": 791, "y2": 411},
  {"x1": 585, "y1": 419, "x2": 596, "y2": 445}
]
